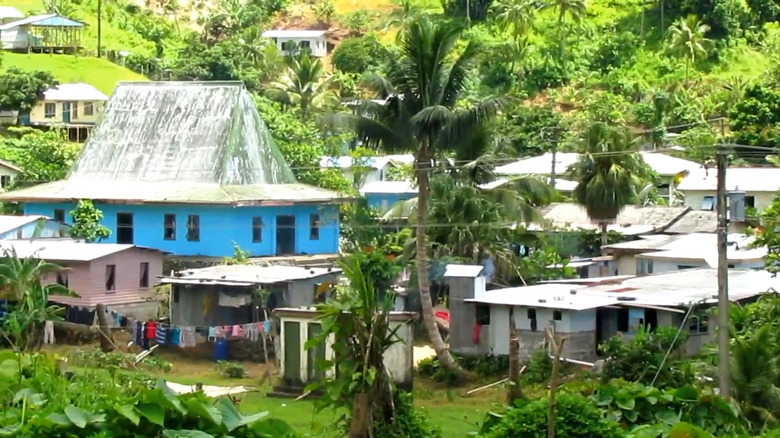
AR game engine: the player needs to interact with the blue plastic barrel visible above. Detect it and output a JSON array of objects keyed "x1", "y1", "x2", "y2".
[{"x1": 214, "y1": 339, "x2": 229, "y2": 361}]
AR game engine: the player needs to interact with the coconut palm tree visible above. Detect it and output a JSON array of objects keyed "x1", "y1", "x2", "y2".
[
  {"x1": 492, "y1": 0, "x2": 537, "y2": 75},
  {"x1": 568, "y1": 122, "x2": 650, "y2": 246},
  {"x1": 267, "y1": 55, "x2": 337, "y2": 119},
  {"x1": 667, "y1": 16, "x2": 711, "y2": 86},
  {"x1": 542, "y1": 0, "x2": 586, "y2": 81},
  {"x1": 331, "y1": 16, "x2": 504, "y2": 374}
]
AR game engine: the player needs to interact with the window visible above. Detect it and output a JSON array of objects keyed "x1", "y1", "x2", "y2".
[
  {"x1": 71, "y1": 101, "x2": 78, "y2": 119},
  {"x1": 553, "y1": 310, "x2": 562, "y2": 321},
  {"x1": 139, "y1": 262, "x2": 149, "y2": 288},
  {"x1": 53, "y1": 209, "x2": 65, "y2": 222},
  {"x1": 44, "y1": 103, "x2": 56, "y2": 118},
  {"x1": 0, "y1": 175, "x2": 9, "y2": 189},
  {"x1": 116, "y1": 213, "x2": 134, "y2": 244},
  {"x1": 83, "y1": 102, "x2": 94, "y2": 116},
  {"x1": 689, "y1": 315, "x2": 709, "y2": 334},
  {"x1": 163, "y1": 214, "x2": 176, "y2": 240},
  {"x1": 637, "y1": 259, "x2": 654, "y2": 275},
  {"x1": 105, "y1": 264, "x2": 116, "y2": 291},
  {"x1": 173, "y1": 286, "x2": 180, "y2": 303},
  {"x1": 301, "y1": 40, "x2": 311, "y2": 50},
  {"x1": 252, "y1": 216, "x2": 263, "y2": 242},
  {"x1": 309, "y1": 214, "x2": 320, "y2": 240},
  {"x1": 475, "y1": 305, "x2": 490, "y2": 325},
  {"x1": 56, "y1": 271, "x2": 68, "y2": 288},
  {"x1": 617, "y1": 308, "x2": 629, "y2": 332},
  {"x1": 745, "y1": 195, "x2": 755, "y2": 208},
  {"x1": 527, "y1": 308, "x2": 538, "y2": 332},
  {"x1": 677, "y1": 265, "x2": 697, "y2": 270},
  {"x1": 701, "y1": 196, "x2": 715, "y2": 211},
  {"x1": 186, "y1": 215, "x2": 200, "y2": 241}
]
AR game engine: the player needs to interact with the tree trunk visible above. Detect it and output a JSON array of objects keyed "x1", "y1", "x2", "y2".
[
  {"x1": 507, "y1": 307, "x2": 522, "y2": 404},
  {"x1": 415, "y1": 155, "x2": 465, "y2": 376},
  {"x1": 95, "y1": 303, "x2": 115, "y2": 353},
  {"x1": 599, "y1": 221, "x2": 608, "y2": 250},
  {"x1": 349, "y1": 392, "x2": 370, "y2": 438},
  {"x1": 546, "y1": 328, "x2": 566, "y2": 438}
]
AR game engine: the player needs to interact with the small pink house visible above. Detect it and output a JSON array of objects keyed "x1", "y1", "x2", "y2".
[{"x1": 0, "y1": 239, "x2": 165, "y2": 320}]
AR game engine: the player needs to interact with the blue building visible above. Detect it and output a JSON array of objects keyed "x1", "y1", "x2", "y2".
[
  {"x1": 1, "y1": 81, "x2": 344, "y2": 258},
  {"x1": 359, "y1": 180, "x2": 417, "y2": 213}
]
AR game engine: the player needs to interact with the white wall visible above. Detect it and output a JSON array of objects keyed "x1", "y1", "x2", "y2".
[
  {"x1": 274, "y1": 37, "x2": 328, "y2": 57},
  {"x1": 0, "y1": 28, "x2": 26, "y2": 49},
  {"x1": 488, "y1": 305, "x2": 597, "y2": 354},
  {"x1": 683, "y1": 190, "x2": 775, "y2": 211},
  {"x1": 640, "y1": 257, "x2": 764, "y2": 275}
]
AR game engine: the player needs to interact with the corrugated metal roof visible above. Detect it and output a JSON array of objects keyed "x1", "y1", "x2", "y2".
[
  {"x1": 664, "y1": 210, "x2": 717, "y2": 234},
  {"x1": 0, "y1": 180, "x2": 345, "y2": 205},
  {"x1": 0, "y1": 14, "x2": 84, "y2": 30},
  {"x1": 479, "y1": 177, "x2": 577, "y2": 191},
  {"x1": 469, "y1": 268, "x2": 780, "y2": 309},
  {"x1": 359, "y1": 180, "x2": 416, "y2": 195},
  {"x1": 539, "y1": 203, "x2": 689, "y2": 234},
  {"x1": 0, "y1": 215, "x2": 47, "y2": 234},
  {"x1": 50, "y1": 293, "x2": 156, "y2": 307},
  {"x1": 161, "y1": 264, "x2": 342, "y2": 286},
  {"x1": 0, "y1": 7, "x2": 23, "y2": 19},
  {"x1": 443, "y1": 264, "x2": 484, "y2": 278},
  {"x1": 320, "y1": 154, "x2": 414, "y2": 170},
  {"x1": 43, "y1": 83, "x2": 108, "y2": 102},
  {"x1": 0, "y1": 239, "x2": 145, "y2": 261},
  {"x1": 677, "y1": 167, "x2": 780, "y2": 192},
  {"x1": 495, "y1": 152, "x2": 700, "y2": 178},
  {"x1": 262, "y1": 30, "x2": 326, "y2": 38},
  {"x1": 0, "y1": 159, "x2": 21, "y2": 173}
]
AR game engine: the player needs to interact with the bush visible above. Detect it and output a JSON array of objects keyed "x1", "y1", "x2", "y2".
[
  {"x1": 480, "y1": 393, "x2": 623, "y2": 438},
  {"x1": 523, "y1": 349, "x2": 553, "y2": 384},
  {"x1": 416, "y1": 356, "x2": 463, "y2": 386},
  {"x1": 216, "y1": 360, "x2": 246, "y2": 378},
  {"x1": 344, "y1": 9, "x2": 370, "y2": 36},
  {"x1": 331, "y1": 35, "x2": 387, "y2": 74},
  {"x1": 374, "y1": 391, "x2": 441, "y2": 438}
]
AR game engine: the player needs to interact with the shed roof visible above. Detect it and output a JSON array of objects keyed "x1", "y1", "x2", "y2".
[
  {"x1": 664, "y1": 210, "x2": 717, "y2": 234},
  {"x1": 320, "y1": 154, "x2": 414, "y2": 170},
  {"x1": 0, "y1": 14, "x2": 84, "y2": 30},
  {"x1": 677, "y1": 167, "x2": 780, "y2": 192},
  {"x1": 0, "y1": 239, "x2": 159, "y2": 261},
  {"x1": 539, "y1": 203, "x2": 689, "y2": 234},
  {"x1": 605, "y1": 233, "x2": 763, "y2": 261},
  {"x1": 469, "y1": 268, "x2": 779, "y2": 310},
  {"x1": 42, "y1": 83, "x2": 108, "y2": 102},
  {"x1": 359, "y1": 180, "x2": 416, "y2": 195},
  {"x1": 161, "y1": 264, "x2": 341, "y2": 286},
  {"x1": 262, "y1": 30, "x2": 326, "y2": 38},
  {"x1": 0, "y1": 7, "x2": 23, "y2": 19},
  {"x1": 480, "y1": 177, "x2": 578, "y2": 191},
  {"x1": 0, "y1": 81, "x2": 342, "y2": 205},
  {"x1": 0, "y1": 215, "x2": 50, "y2": 234},
  {"x1": 443, "y1": 264, "x2": 484, "y2": 278},
  {"x1": 0, "y1": 159, "x2": 21, "y2": 173},
  {"x1": 495, "y1": 152, "x2": 700, "y2": 178}
]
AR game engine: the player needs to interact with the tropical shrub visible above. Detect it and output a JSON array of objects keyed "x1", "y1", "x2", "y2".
[
  {"x1": 331, "y1": 35, "x2": 387, "y2": 74},
  {"x1": 217, "y1": 361, "x2": 247, "y2": 378}
]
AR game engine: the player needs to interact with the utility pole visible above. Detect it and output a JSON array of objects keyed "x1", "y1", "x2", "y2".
[
  {"x1": 716, "y1": 144, "x2": 730, "y2": 400},
  {"x1": 97, "y1": 0, "x2": 102, "y2": 58}
]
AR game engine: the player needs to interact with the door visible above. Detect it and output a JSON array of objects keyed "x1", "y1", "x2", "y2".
[
  {"x1": 276, "y1": 215, "x2": 295, "y2": 255},
  {"x1": 283, "y1": 321, "x2": 301, "y2": 385},
  {"x1": 307, "y1": 322, "x2": 326, "y2": 382},
  {"x1": 62, "y1": 102, "x2": 70, "y2": 123},
  {"x1": 116, "y1": 212, "x2": 134, "y2": 244}
]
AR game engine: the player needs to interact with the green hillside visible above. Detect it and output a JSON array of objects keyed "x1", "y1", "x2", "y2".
[{"x1": 1, "y1": 53, "x2": 146, "y2": 94}]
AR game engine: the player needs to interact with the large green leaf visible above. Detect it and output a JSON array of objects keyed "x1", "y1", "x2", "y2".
[
  {"x1": 673, "y1": 384, "x2": 699, "y2": 402},
  {"x1": 616, "y1": 396, "x2": 636, "y2": 410},
  {"x1": 13, "y1": 388, "x2": 46, "y2": 407},
  {"x1": 137, "y1": 402, "x2": 166, "y2": 427},
  {"x1": 216, "y1": 397, "x2": 270, "y2": 431},
  {"x1": 63, "y1": 405, "x2": 105, "y2": 429},
  {"x1": 162, "y1": 430, "x2": 216, "y2": 438},
  {"x1": 149, "y1": 381, "x2": 187, "y2": 415},
  {"x1": 115, "y1": 404, "x2": 141, "y2": 426},
  {"x1": 0, "y1": 424, "x2": 20, "y2": 437},
  {"x1": 45, "y1": 412, "x2": 72, "y2": 426},
  {"x1": 185, "y1": 398, "x2": 223, "y2": 428},
  {"x1": 251, "y1": 418, "x2": 297, "y2": 437}
]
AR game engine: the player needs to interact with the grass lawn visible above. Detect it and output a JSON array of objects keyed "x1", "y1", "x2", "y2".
[{"x1": 1, "y1": 53, "x2": 147, "y2": 95}]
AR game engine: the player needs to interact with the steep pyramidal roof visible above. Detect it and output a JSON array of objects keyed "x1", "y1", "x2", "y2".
[
  {"x1": 0, "y1": 81, "x2": 341, "y2": 205},
  {"x1": 69, "y1": 81, "x2": 297, "y2": 185}
]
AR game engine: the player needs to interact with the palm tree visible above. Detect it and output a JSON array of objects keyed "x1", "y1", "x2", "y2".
[
  {"x1": 730, "y1": 325, "x2": 780, "y2": 424},
  {"x1": 267, "y1": 55, "x2": 336, "y2": 119},
  {"x1": 333, "y1": 16, "x2": 504, "y2": 374},
  {"x1": 492, "y1": 0, "x2": 537, "y2": 75},
  {"x1": 383, "y1": 0, "x2": 422, "y2": 42},
  {"x1": 568, "y1": 122, "x2": 650, "y2": 246},
  {"x1": 542, "y1": 0, "x2": 586, "y2": 81},
  {"x1": 667, "y1": 16, "x2": 711, "y2": 86}
]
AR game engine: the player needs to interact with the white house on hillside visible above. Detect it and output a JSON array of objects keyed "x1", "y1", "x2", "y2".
[
  {"x1": 0, "y1": 7, "x2": 23, "y2": 24},
  {"x1": 262, "y1": 29, "x2": 328, "y2": 57},
  {"x1": 20, "y1": 83, "x2": 109, "y2": 142},
  {"x1": 496, "y1": 151, "x2": 701, "y2": 202},
  {"x1": 677, "y1": 167, "x2": 780, "y2": 212},
  {"x1": 320, "y1": 154, "x2": 414, "y2": 189}
]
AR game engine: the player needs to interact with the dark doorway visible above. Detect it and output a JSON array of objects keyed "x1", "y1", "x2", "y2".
[
  {"x1": 276, "y1": 215, "x2": 296, "y2": 255},
  {"x1": 644, "y1": 308, "x2": 658, "y2": 332},
  {"x1": 116, "y1": 213, "x2": 134, "y2": 244}
]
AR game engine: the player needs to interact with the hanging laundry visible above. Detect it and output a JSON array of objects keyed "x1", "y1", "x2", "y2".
[
  {"x1": 244, "y1": 324, "x2": 258, "y2": 341},
  {"x1": 144, "y1": 320, "x2": 157, "y2": 350},
  {"x1": 231, "y1": 325, "x2": 242, "y2": 337},
  {"x1": 170, "y1": 327, "x2": 181, "y2": 346},
  {"x1": 114, "y1": 312, "x2": 122, "y2": 327},
  {"x1": 156, "y1": 324, "x2": 168, "y2": 346},
  {"x1": 179, "y1": 328, "x2": 196, "y2": 348},
  {"x1": 262, "y1": 320, "x2": 271, "y2": 334},
  {"x1": 207, "y1": 327, "x2": 217, "y2": 341},
  {"x1": 133, "y1": 320, "x2": 143, "y2": 346},
  {"x1": 43, "y1": 320, "x2": 55, "y2": 345}
]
